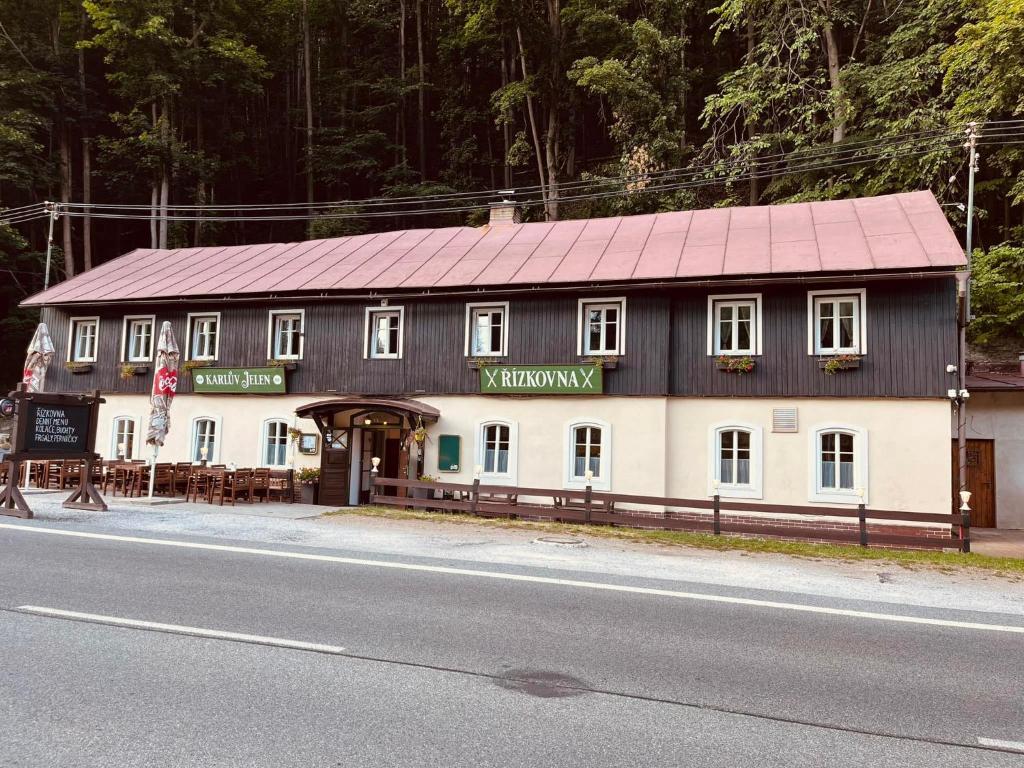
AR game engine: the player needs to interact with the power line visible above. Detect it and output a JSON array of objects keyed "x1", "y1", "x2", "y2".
[{"x1": 56, "y1": 140, "x2": 966, "y2": 223}]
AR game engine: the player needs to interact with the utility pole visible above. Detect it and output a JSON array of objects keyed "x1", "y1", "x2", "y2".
[
  {"x1": 956, "y1": 122, "x2": 979, "y2": 502},
  {"x1": 43, "y1": 201, "x2": 57, "y2": 291}
]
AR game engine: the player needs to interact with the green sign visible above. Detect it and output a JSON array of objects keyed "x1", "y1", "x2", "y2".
[
  {"x1": 480, "y1": 364, "x2": 602, "y2": 394},
  {"x1": 438, "y1": 434, "x2": 461, "y2": 472},
  {"x1": 191, "y1": 367, "x2": 286, "y2": 394}
]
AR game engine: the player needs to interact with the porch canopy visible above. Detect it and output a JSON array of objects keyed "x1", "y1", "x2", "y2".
[{"x1": 295, "y1": 396, "x2": 440, "y2": 432}]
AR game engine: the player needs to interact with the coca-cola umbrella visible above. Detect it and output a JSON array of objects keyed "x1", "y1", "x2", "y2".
[
  {"x1": 146, "y1": 322, "x2": 180, "y2": 499},
  {"x1": 22, "y1": 322, "x2": 55, "y2": 393}
]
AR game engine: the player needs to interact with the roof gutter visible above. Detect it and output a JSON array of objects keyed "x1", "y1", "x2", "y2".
[{"x1": 22, "y1": 268, "x2": 966, "y2": 309}]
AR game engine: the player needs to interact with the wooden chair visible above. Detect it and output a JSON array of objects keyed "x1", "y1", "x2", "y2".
[
  {"x1": 172, "y1": 463, "x2": 193, "y2": 496},
  {"x1": 186, "y1": 470, "x2": 213, "y2": 503},
  {"x1": 217, "y1": 469, "x2": 253, "y2": 506},
  {"x1": 267, "y1": 470, "x2": 294, "y2": 503},
  {"x1": 147, "y1": 463, "x2": 173, "y2": 496},
  {"x1": 251, "y1": 468, "x2": 271, "y2": 503},
  {"x1": 59, "y1": 460, "x2": 83, "y2": 490}
]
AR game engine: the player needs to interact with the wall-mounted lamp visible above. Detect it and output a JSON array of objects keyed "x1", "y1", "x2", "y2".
[
  {"x1": 117, "y1": 442, "x2": 126, "y2": 459},
  {"x1": 959, "y1": 490, "x2": 972, "y2": 511},
  {"x1": 473, "y1": 464, "x2": 483, "y2": 479},
  {"x1": 946, "y1": 364, "x2": 958, "y2": 374},
  {"x1": 364, "y1": 418, "x2": 372, "y2": 425},
  {"x1": 584, "y1": 469, "x2": 594, "y2": 483},
  {"x1": 371, "y1": 456, "x2": 381, "y2": 471}
]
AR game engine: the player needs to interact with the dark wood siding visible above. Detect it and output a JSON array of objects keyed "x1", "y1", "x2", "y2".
[{"x1": 37, "y1": 277, "x2": 956, "y2": 399}]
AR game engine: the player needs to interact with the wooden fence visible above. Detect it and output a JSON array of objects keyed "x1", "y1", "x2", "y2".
[{"x1": 370, "y1": 476, "x2": 970, "y2": 552}]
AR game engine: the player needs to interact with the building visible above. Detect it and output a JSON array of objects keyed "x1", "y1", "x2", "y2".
[
  {"x1": 21, "y1": 191, "x2": 969, "y2": 526},
  {"x1": 959, "y1": 366, "x2": 1024, "y2": 529}
]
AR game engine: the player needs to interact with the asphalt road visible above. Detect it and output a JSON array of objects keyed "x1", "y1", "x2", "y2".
[{"x1": 1, "y1": 521, "x2": 1022, "y2": 767}]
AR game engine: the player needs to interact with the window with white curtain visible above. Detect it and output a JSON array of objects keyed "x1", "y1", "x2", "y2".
[
  {"x1": 263, "y1": 420, "x2": 290, "y2": 466},
  {"x1": 192, "y1": 418, "x2": 217, "y2": 462},
  {"x1": 269, "y1": 311, "x2": 303, "y2": 360},
  {"x1": 819, "y1": 431, "x2": 855, "y2": 490},
  {"x1": 483, "y1": 424, "x2": 510, "y2": 474},
  {"x1": 111, "y1": 417, "x2": 136, "y2": 459},
  {"x1": 578, "y1": 299, "x2": 625, "y2": 355},
  {"x1": 466, "y1": 303, "x2": 508, "y2": 356},
  {"x1": 365, "y1": 307, "x2": 404, "y2": 359},
  {"x1": 565, "y1": 420, "x2": 611, "y2": 489},
  {"x1": 188, "y1": 314, "x2": 220, "y2": 360},
  {"x1": 69, "y1": 317, "x2": 99, "y2": 362},
  {"x1": 708, "y1": 295, "x2": 761, "y2": 355},
  {"x1": 808, "y1": 290, "x2": 866, "y2": 355},
  {"x1": 809, "y1": 425, "x2": 867, "y2": 504},
  {"x1": 123, "y1": 316, "x2": 154, "y2": 361},
  {"x1": 708, "y1": 423, "x2": 763, "y2": 499}
]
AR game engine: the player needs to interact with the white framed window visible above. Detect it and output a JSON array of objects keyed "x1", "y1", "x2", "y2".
[
  {"x1": 475, "y1": 419, "x2": 518, "y2": 483},
  {"x1": 68, "y1": 317, "x2": 99, "y2": 362},
  {"x1": 364, "y1": 306, "x2": 404, "y2": 359},
  {"x1": 807, "y1": 289, "x2": 866, "y2": 355},
  {"x1": 262, "y1": 419, "x2": 290, "y2": 467},
  {"x1": 465, "y1": 302, "x2": 509, "y2": 357},
  {"x1": 121, "y1": 315, "x2": 155, "y2": 362},
  {"x1": 110, "y1": 416, "x2": 139, "y2": 459},
  {"x1": 187, "y1": 313, "x2": 221, "y2": 361},
  {"x1": 707, "y1": 422, "x2": 763, "y2": 499},
  {"x1": 268, "y1": 310, "x2": 304, "y2": 361},
  {"x1": 191, "y1": 416, "x2": 221, "y2": 463},
  {"x1": 707, "y1": 294, "x2": 762, "y2": 355},
  {"x1": 564, "y1": 419, "x2": 611, "y2": 490},
  {"x1": 808, "y1": 424, "x2": 868, "y2": 504},
  {"x1": 577, "y1": 298, "x2": 626, "y2": 356}
]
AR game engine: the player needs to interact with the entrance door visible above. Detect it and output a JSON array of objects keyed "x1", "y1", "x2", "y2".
[
  {"x1": 320, "y1": 430, "x2": 350, "y2": 507},
  {"x1": 951, "y1": 439, "x2": 996, "y2": 527}
]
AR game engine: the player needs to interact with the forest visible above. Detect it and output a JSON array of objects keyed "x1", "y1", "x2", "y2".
[{"x1": 1, "y1": 0, "x2": 1022, "y2": 383}]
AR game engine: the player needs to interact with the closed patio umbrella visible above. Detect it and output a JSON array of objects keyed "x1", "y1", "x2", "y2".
[
  {"x1": 20, "y1": 323, "x2": 54, "y2": 489},
  {"x1": 22, "y1": 322, "x2": 55, "y2": 393},
  {"x1": 146, "y1": 322, "x2": 180, "y2": 499}
]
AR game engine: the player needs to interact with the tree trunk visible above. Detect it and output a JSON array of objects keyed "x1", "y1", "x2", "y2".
[
  {"x1": 416, "y1": 0, "x2": 426, "y2": 180},
  {"x1": 78, "y1": 6, "x2": 92, "y2": 270},
  {"x1": 397, "y1": 0, "x2": 406, "y2": 166},
  {"x1": 543, "y1": 0, "x2": 561, "y2": 221},
  {"x1": 819, "y1": 3, "x2": 845, "y2": 143},
  {"x1": 515, "y1": 25, "x2": 547, "y2": 212},
  {"x1": 58, "y1": 125, "x2": 74, "y2": 278},
  {"x1": 679, "y1": 14, "x2": 687, "y2": 151},
  {"x1": 302, "y1": 0, "x2": 315, "y2": 214},
  {"x1": 747, "y1": 15, "x2": 759, "y2": 205},
  {"x1": 500, "y1": 35, "x2": 512, "y2": 187},
  {"x1": 158, "y1": 97, "x2": 170, "y2": 250},
  {"x1": 545, "y1": 107, "x2": 559, "y2": 221},
  {"x1": 150, "y1": 184, "x2": 158, "y2": 249},
  {"x1": 194, "y1": 105, "x2": 205, "y2": 247}
]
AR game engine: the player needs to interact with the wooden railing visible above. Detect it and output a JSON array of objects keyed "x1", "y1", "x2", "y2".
[{"x1": 370, "y1": 476, "x2": 970, "y2": 552}]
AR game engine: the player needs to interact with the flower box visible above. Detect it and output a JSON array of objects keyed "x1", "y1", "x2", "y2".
[
  {"x1": 715, "y1": 356, "x2": 755, "y2": 374},
  {"x1": 267, "y1": 361, "x2": 298, "y2": 372},
  {"x1": 66, "y1": 363, "x2": 93, "y2": 375},
  {"x1": 819, "y1": 355, "x2": 862, "y2": 374},
  {"x1": 583, "y1": 356, "x2": 619, "y2": 370}
]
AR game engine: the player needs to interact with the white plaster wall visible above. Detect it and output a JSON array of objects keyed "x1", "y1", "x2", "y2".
[
  {"x1": 964, "y1": 392, "x2": 1024, "y2": 529},
  {"x1": 95, "y1": 393, "x2": 951, "y2": 516},
  {"x1": 96, "y1": 393, "x2": 321, "y2": 470},
  {"x1": 417, "y1": 395, "x2": 669, "y2": 497},
  {"x1": 665, "y1": 398, "x2": 952, "y2": 514}
]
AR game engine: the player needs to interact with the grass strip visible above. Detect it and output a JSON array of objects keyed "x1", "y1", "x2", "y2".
[{"x1": 324, "y1": 505, "x2": 1024, "y2": 577}]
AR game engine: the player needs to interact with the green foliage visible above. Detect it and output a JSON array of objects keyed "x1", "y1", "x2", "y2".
[{"x1": 969, "y1": 244, "x2": 1024, "y2": 345}]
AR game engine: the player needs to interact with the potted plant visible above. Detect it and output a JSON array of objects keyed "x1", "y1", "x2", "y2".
[
  {"x1": 296, "y1": 467, "x2": 320, "y2": 504},
  {"x1": 181, "y1": 359, "x2": 212, "y2": 377},
  {"x1": 413, "y1": 474, "x2": 437, "y2": 499},
  {"x1": 118, "y1": 362, "x2": 150, "y2": 379},
  {"x1": 715, "y1": 355, "x2": 755, "y2": 374},
  {"x1": 288, "y1": 426, "x2": 303, "y2": 444},
  {"x1": 267, "y1": 358, "x2": 298, "y2": 372},
  {"x1": 819, "y1": 354, "x2": 862, "y2": 374}
]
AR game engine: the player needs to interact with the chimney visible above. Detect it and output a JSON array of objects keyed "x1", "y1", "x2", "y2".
[{"x1": 488, "y1": 190, "x2": 521, "y2": 226}]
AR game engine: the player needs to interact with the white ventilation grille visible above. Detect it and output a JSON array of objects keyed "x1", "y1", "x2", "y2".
[{"x1": 772, "y1": 407, "x2": 798, "y2": 433}]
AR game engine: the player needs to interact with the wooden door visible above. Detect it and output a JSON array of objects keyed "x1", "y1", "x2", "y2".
[
  {"x1": 951, "y1": 439, "x2": 996, "y2": 527},
  {"x1": 320, "y1": 431, "x2": 350, "y2": 507}
]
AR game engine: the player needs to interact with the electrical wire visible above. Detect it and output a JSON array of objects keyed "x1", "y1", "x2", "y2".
[
  {"x1": 56, "y1": 140, "x2": 966, "y2": 223},
  {"x1": 58, "y1": 126, "x2": 966, "y2": 214}
]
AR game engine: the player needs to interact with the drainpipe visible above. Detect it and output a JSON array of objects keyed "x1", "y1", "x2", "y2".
[{"x1": 956, "y1": 273, "x2": 968, "y2": 505}]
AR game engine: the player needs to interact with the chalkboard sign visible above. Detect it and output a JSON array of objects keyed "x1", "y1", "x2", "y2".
[
  {"x1": 438, "y1": 434, "x2": 461, "y2": 473},
  {"x1": 23, "y1": 402, "x2": 92, "y2": 454}
]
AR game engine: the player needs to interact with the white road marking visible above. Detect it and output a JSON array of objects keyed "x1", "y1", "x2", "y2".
[
  {"x1": 16, "y1": 605, "x2": 348, "y2": 655},
  {"x1": 2, "y1": 522, "x2": 1023, "y2": 634},
  {"x1": 977, "y1": 738, "x2": 1024, "y2": 753}
]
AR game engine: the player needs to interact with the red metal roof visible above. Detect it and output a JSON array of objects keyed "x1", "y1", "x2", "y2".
[
  {"x1": 966, "y1": 373, "x2": 1024, "y2": 391},
  {"x1": 22, "y1": 190, "x2": 966, "y2": 306}
]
